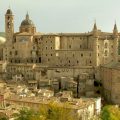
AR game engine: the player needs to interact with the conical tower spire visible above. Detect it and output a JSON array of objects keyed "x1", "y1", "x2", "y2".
[
  {"x1": 92, "y1": 20, "x2": 98, "y2": 37},
  {"x1": 93, "y1": 20, "x2": 97, "y2": 31},
  {"x1": 113, "y1": 21, "x2": 118, "y2": 35},
  {"x1": 26, "y1": 12, "x2": 29, "y2": 20}
]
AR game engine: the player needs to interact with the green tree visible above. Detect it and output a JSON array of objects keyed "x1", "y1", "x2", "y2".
[
  {"x1": 101, "y1": 105, "x2": 120, "y2": 120},
  {"x1": 0, "y1": 112, "x2": 8, "y2": 120},
  {"x1": 40, "y1": 101, "x2": 78, "y2": 120},
  {"x1": 13, "y1": 102, "x2": 79, "y2": 120},
  {"x1": 13, "y1": 108, "x2": 41, "y2": 120}
]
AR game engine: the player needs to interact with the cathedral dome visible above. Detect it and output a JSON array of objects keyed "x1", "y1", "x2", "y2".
[
  {"x1": 20, "y1": 13, "x2": 35, "y2": 27},
  {"x1": 21, "y1": 19, "x2": 34, "y2": 26},
  {"x1": 6, "y1": 9, "x2": 12, "y2": 14}
]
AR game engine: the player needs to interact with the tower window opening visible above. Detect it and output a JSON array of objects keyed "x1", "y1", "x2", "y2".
[
  {"x1": 14, "y1": 38, "x2": 16, "y2": 42},
  {"x1": 90, "y1": 60, "x2": 92, "y2": 64},
  {"x1": 77, "y1": 60, "x2": 79, "y2": 64},
  {"x1": 69, "y1": 45, "x2": 71, "y2": 49},
  {"x1": 80, "y1": 45, "x2": 82, "y2": 48},
  {"x1": 104, "y1": 43, "x2": 108, "y2": 48},
  {"x1": 104, "y1": 50, "x2": 108, "y2": 56},
  {"x1": 7, "y1": 16, "x2": 10, "y2": 20},
  {"x1": 10, "y1": 51, "x2": 12, "y2": 55},
  {"x1": 15, "y1": 51, "x2": 18, "y2": 55},
  {"x1": 7, "y1": 22, "x2": 10, "y2": 28},
  {"x1": 39, "y1": 57, "x2": 41, "y2": 63}
]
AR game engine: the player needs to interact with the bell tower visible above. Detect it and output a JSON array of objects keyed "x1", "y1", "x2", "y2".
[{"x1": 5, "y1": 8, "x2": 14, "y2": 43}]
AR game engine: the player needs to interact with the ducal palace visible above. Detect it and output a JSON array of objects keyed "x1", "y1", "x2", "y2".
[{"x1": 0, "y1": 9, "x2": 120, "y2": 104}]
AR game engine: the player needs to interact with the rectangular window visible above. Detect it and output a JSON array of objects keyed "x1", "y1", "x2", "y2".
[
  {"x1": 80, "y1": 45, "x2": 82, "y2": 48},
  {"x1": 69, "y1": 45, "x2": 71, "y2": 49},
  {"x1": 15, "y1": 51, "x2": 18, "y2": 55},
  {"x1": 104, "y1": 50, "x2": 108, "y2": 56},
  {"x1": 10, "y1": 51, "x2": 12, "y2": 55},
  {"x1": 104, "y1": 43, "x2": 108, "y2": 48},
  {"x1": 77, "y1": 60, "x2": 79, "y2": 64}
]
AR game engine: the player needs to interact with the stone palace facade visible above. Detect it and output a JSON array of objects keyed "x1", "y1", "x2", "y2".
[{"x1": 0, "y1": 9, "x2": 120, "y2": 101}]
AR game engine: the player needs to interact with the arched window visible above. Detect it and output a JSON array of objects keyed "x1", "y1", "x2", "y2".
[
  {"x1": 90, "y1": 60, "x2": 92, "y2": 64},
  {"x1": 77, "y1": 60, "x2": 79, "y2": 64},
  {"x1": 14, "y1": 38, "x2": 16, "y2": 42},
  {"x1": 80, "y1": 45, "x2": 82, "y2": 48},
  {"x1": 104, "y1": 50, "x2": 108, "y2": 56},
  {"x1": 69, "y1": 45, "x2": 71, "y2": 49},
  {"x1": 104, "y1": 43, "x2": 108, "y2": 48},
  {"x1": 15, "y1": 51, "x2": 18, "y2": 55},
  {"x1": 81, "y1": 53, "x2": 83, "y2": 57},
  {"x1": 7, "y1": 16, "x2": 10, "y2": 20}
]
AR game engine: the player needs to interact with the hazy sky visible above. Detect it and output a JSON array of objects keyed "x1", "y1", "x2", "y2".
[{"x1": 0, "y1": 0, "x2": 120, "y2": 33}]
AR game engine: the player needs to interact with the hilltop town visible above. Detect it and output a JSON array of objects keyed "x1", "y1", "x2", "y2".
[{"x1": 0, "y1": 8, "x2": 120, "y2": 119}]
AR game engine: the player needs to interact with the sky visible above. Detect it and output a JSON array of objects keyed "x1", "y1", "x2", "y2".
[{"x1": 0, "y1": 0, "x2": 120, "y2": 33}]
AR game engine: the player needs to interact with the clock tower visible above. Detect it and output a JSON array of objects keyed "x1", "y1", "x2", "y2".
[{"x1": 5, "y1": 8, "x2": 14, "y2": 43}]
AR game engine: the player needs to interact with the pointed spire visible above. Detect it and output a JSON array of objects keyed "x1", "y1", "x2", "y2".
[
  {"x1": 113, "y1": 21, "x2": 117, "y2": 31},
  {"x1": 93, "y1": 20, "x2": 97, "y2": 31},
  {"x1": 92, "y1": 20, "x2": 98, "y2": 37},
  {"x1": 113, "y1": 21, "x2": 118, "y2": 34},
  {"x1": 26, "y1": 11, "x2": 29, "y2": 20}
]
